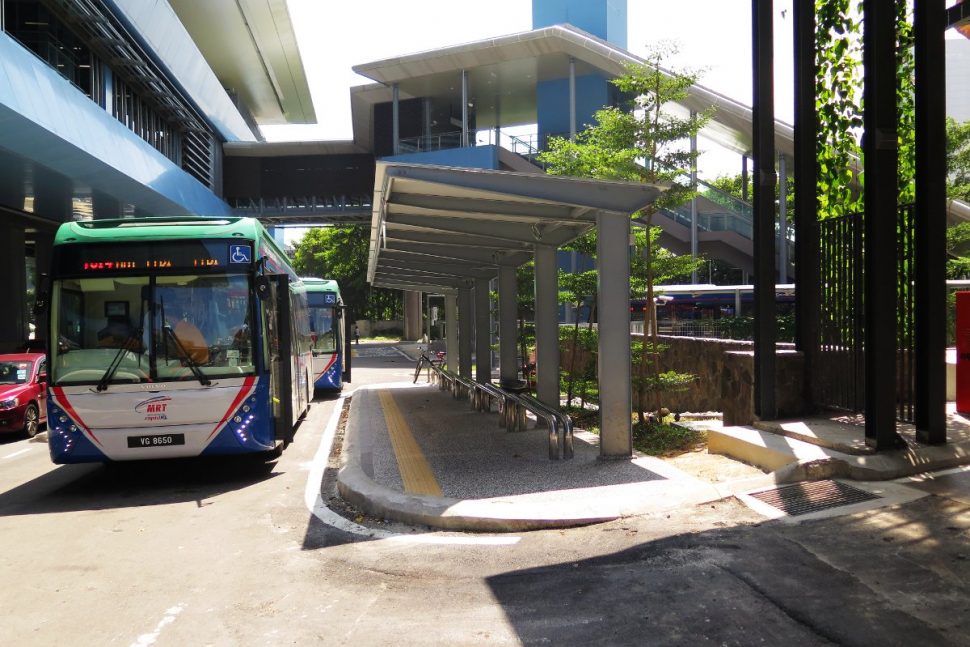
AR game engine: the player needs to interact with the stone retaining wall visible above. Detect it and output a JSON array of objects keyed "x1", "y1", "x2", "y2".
[{"x1": 561, "y1": 335, "x2": 805, "y2": 422}]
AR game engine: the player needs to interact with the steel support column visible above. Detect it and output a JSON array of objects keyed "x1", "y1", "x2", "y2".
[
  {"x1": 424, "y1": 293, "x2": 432, "y2": 343},
  {"x1": 752, "y1": 0, "x2": 777, "y2": 419},
  {"x1": 914, "y1": 0, "x2": 946, "y2": 443},
  {"x1": 569, "y1": 57, "x2": 577, "y2": 141},
  {"x1": 742, "y1": 154, "x2": 749, "y2": 203},
  {"x1": 458, "y1": 286, "x2": 473, "y2": 379},
  {"x1": 778, "y1": 154, "x2": 788, "y2": 282},
  {"x1": 498, "y1": 265, "x2": 518, "y2": 384},
  {"x1": 475, "y1": 278, "x2": 492, "y2": 383},
  {"x1": 534, "y1": 244, "x2": 560, "y2": 408},
  {"x1": 863, "y1": 0, "x2": 900, "y2": 449},
  {"x1": 444, "y1": 293, "x2": 459, "y2": 373},
  {"x1": 403, "y1": 290, "x2": 423, "y2": 341},
  {"x1": 392, "y1": 83, "x2": 400, "y2": 156},
  {"x1": 461, "y1": 70, "x2": 469, "y2": 148},
  {"x1": 793, "y1": 0, "x2": 819, "y2": 412},
  {"x1": 690, "y1": 114, "x2": 699, "y2": 284},
  {"x1": 0, "y1": 222, "x2": 26, "y2": 352},
  {"x1": 596, "y1": 212, "x2": 632, "y2": 458},
  {"x1": 33, "y1": 230, "x2": 55, "y2": 345}
]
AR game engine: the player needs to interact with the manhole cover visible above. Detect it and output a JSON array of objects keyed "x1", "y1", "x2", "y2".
[{"x1": 748, "y1": 480, "x2": 879, "y2": 516}]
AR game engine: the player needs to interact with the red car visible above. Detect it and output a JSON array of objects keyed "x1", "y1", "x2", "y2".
[{"x1": 0, "y1": 353, "x2": 47, "y2": 438}]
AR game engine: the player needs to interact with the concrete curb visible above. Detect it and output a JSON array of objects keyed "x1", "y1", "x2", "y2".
[
  {"x1": 335, "y1": 394, "x2": 619, "y2": 531},
  {"x1": 710, "y1": 425, "x2": 970, "y2": 483}
]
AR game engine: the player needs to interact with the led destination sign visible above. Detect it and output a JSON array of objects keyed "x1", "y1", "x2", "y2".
[{"x1": 53, "y1": 241, "x2": 253, "y2": 276}]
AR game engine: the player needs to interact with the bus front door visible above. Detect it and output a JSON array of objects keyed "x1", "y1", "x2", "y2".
[{"x1": 261, "y1": 275, "x2": 294, "y2": 446}]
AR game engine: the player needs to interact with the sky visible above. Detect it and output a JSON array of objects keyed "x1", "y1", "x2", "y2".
[{"x1": 262, "y1": 0, "x2": 797, "y2": 179}]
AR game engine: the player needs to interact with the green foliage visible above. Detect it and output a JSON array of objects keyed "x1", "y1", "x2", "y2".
[
  {"x1": 895, "y1": 0, "x2": 916, "y2": 205},
  {"x1": 632, "y1": 421, "x2": 705, "y2": 456},
  {"x1": 715, "y1": 314, "x2": 796, "y2": 343},
  {"x1": 539, "y1": 43, "x2": 711, "y2": 218},
  {"x1": 948, "y1": 117, "x2": 970, "y2": 201},
  {"x1": 290, "y1": 226, "x2": 402, "y2": 321},
  {"x1": 815, "y1": 0, "x2": 864, "y2": 218},
  {"x1": 630, "y1": 226, "x2": 703, "y2": 295},
  {"x1": 947, "y1": 223, "x2": 970, "y2": 280},
  {"x1": 815, "y1": 0, "x2": 917, "y2": 216},
  {"x1": 539, "y1": 43, "x2": 707, "y2": 422}
]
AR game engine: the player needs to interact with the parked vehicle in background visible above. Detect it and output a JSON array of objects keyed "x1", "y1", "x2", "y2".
[
  {"x1": 303, "y1": 278, "x2": 350, "y2": 391},
  {"x1": 0, "y1": 353, "x2": 47, "y2": 437}
]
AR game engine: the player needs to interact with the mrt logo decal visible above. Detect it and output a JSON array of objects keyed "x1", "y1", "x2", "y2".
[{"x1": 135, "y1": 396, "x2": 172, "y2": 421}]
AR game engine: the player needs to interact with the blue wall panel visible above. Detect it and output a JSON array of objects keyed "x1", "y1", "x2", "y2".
[
  {"x1": 532, "y1": 0, "x2": 626, "y2": 47},
  {"x1": 0, "y1": 32, "x2": 231, "y2": 217},
  {"x1": 537, "y1": 75, "x2": 610, "y2": 142}
]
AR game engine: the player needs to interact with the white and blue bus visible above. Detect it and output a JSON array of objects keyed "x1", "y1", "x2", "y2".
[
  {"x1": 303, "y1": 278, "x2": 350, "y2": 391},
  {"x1": 43, "y1": 217, "x2": 313, "y2": 463}
]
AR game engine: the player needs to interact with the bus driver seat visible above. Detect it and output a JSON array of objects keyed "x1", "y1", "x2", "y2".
[
  {"x1": 97, "y1": 314, "x2": 135, "y2": 348},
  {"x1": 173, "y1": 319, "x2": 209, "y2": 365}
]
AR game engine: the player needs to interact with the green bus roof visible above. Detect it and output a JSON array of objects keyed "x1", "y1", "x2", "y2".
[
  {"x1": 53, "y1": 216, "x2": 294, "y2": 270},
  {"x1": 54, "y1": 216, "x2": 266, "y2": 246},
  {"x1": 302, "y1": 277, "x2": 341, "y2": 295}
]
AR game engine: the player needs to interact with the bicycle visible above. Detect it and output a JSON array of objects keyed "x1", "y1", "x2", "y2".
[{"x1": 413, "y1": 347, "x2": 445, "y2": 383}]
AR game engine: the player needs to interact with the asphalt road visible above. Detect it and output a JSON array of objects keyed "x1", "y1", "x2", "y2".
[{"x1": 1, "y1": 341, "x2": 969, "y2": 646}]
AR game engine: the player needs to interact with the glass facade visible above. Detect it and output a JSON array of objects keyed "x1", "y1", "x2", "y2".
[{"x1": 1, "y1": 0, "x2": 217, "y2": 189}]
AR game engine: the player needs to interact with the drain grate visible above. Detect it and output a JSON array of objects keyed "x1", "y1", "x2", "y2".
[{"x1": 748, "y1": 480, "x2": 880, "y2": 516}]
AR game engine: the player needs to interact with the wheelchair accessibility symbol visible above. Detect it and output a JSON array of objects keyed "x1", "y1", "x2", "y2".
[{"x1": 229, "y1": 245, "x2": 251, "y2": 264}]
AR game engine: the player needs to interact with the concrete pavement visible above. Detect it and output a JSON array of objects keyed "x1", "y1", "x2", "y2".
[{"x1": 335, "y1": 345, "x2": 970, "y2": 532}]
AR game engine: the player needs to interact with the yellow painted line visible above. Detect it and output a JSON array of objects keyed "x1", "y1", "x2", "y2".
[
  {"x1": 378, "y1": 390, "x2": 443, "y2": 496},
  {"x1": 351, "y1": 350, "x2": 359, "y2": 358}
]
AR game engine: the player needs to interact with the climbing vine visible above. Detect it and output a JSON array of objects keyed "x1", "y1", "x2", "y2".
[{"x1": 814, "y1": 0, "x2": 915, "y2": 218}]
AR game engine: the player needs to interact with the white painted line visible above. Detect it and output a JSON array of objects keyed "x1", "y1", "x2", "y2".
[
  {"x1": 304, "y1": 384, "x2": 520, "y2": 545},
  {"x1": 130, "y1": 603, "x2": 184, "y2": 647},
  {"x1": 3, "y1": 448, "x2": 31, "y2": 460}
]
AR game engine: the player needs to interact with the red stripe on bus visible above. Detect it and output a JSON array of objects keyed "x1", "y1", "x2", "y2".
[
  {"x1": 206, "y1": 376, "x2": 257, "y2": 441},
  {"x1": 315, "y1": 353, "x2": 338, "y2": 381},
  {"x1": 50, "y1": 386, "x2": 103, "y2": 447}
]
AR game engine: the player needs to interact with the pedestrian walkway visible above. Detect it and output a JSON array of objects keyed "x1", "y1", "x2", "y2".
[
  {"x1": 337, "y1": 383, "x2": 764, "y2": 531},
  {"x1": 335, "y1": 344, "x2": 970, "y2": 532}
]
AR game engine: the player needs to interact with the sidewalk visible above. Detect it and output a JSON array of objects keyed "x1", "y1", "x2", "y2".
[
  {"x1": 337, "y1": 383, "x2": 771, "y2": 532},
  {"x1": 335, "y1": 344, "x2": 970, "y2": 532}
]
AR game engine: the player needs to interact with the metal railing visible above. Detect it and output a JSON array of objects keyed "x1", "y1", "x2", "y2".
[{"x1": 422, "y1": 362, "x2": 573, "y2": 460}]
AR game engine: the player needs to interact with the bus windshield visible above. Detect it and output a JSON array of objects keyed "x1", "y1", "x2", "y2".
[
  {"x1": 50, "y1": 274, "x2": 255, "y2": 386},
  {"x1": 307, "y1": 293, "x2": 338, "y2": 354}
]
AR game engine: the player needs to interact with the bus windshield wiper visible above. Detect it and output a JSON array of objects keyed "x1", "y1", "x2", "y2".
[
  {"x1": 162, "y1": 325, "x2": 211, "y2": 386},
  {"x1": 96, "y1": 329, "x2": 143, "y2": 392}
]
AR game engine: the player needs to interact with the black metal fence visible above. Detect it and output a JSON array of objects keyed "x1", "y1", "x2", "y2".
[{"x1": 813, "y1": 205, "x2": 916, "y2": 423}]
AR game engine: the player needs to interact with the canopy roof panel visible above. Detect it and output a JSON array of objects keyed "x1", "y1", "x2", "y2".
[
  {"x1": 369, "y1": 162, "x2": 664, "y2": 293},
  {"x1": 351, "y1": 24, "x2": 793, "y2": 157},
  {"x1": 169, "y1": 0, "x2": 315, "y2": 125}
]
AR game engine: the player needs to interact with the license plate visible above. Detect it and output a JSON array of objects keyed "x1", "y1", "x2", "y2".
[{"x1": 127, "y1": 434, "x2": 185, "y2": 448}]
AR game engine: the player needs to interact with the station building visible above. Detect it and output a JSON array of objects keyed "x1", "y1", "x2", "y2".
[{"x1": 0, "y1": 0, "x2": 315, "y2": 350}]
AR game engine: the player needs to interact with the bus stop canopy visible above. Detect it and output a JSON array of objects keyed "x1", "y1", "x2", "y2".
[{"x1": 367, "y1": 162, "x2": 664, "y2": 293}]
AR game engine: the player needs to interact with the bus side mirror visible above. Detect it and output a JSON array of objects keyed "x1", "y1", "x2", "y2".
[
  {"x1": 254, "y1": 276, "x2": 271, "y2": 300},
  {"x1": 34, "y1": 273, "x2": 50, "y2": 315}
]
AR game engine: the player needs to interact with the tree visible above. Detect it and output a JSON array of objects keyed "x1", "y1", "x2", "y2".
[
  {"x1": 539, "y1": 43, "x2": 707, "y2": 426},
  {"x1": 948, "y1": 117, "x2": 970, "y2": 201},
  {"x1": 291, "y1": 226, "x2": 403, "y2": 322}
]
